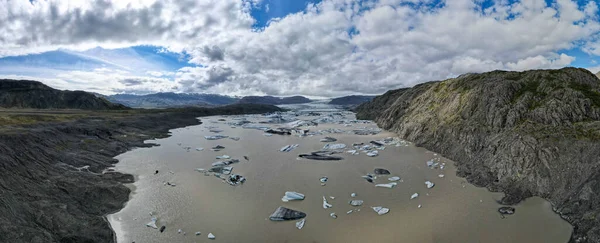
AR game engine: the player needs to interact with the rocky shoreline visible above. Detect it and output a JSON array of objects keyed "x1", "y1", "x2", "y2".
[
  {"x1": 0, "y1": 104, "x2": 281, "y2": 243},
  {"x1": 356, "y1": 67, "x2": 600, "y2": 243}
]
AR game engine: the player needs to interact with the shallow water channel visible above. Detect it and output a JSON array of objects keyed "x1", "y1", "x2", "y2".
[{"x1": 108, "y1": 112, "x2": 572, "y2": 243}]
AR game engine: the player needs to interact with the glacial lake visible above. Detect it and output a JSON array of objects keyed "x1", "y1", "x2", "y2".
[{"x1": 108, "y1": 111, "x2": 572, "y2": 243}]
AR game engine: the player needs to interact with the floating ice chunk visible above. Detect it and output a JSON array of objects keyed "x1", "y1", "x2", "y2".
[
  {"x1": 204, "y1": 135, "x2": 228, "y2": 140},
  {"x1": 296, "y1": 219, "x2": 305, "y2": 230},
  {"x1": 426, "y1": 160, "x2": 434, "y2": 167},
  {"x1": 425, "y1": 181, "x2": 435, "y2": 189},
  {"x1": 195, "y1": 147, "x2": 204, "y2": 151},
  {"x1": 208, "y1": 233, "x2": 216, "y2": 239},
  {"x1": 146, "y1": 217, "x2": 158, "y2": 229},
  {"x1": 346, "y1": 150, "x2": 359, "y2": 155},
  {"x1": 195, "y1": 232, "x2": 201, "y2": 236},
  {"x1": 330, "y1": 213, "x2": 338, "y2": 219},
  {"x1": 320, "y1": 177, "x2": 328, "y2": 183},
  {"x1": 371, "y1": 206, "x2": 390, "y2": 215},
  {"x1": 269, "y1": 207, "x2": 307, "y2": 221},
  {"x1": 323, "y1": 143, "x2": 347, "y2": 150},
  {"x1": 178, "y1": 229, "x2": 182, "y2": 234},
  {"x1": 216, "y1": 155, "x2": 231, "y2": 159},
  {"x1": 195, "y1": 168, "x2": 205, "y2": 172},
  {"x1": 322, "y1": 196, "x2": 333, "y2": 209},
  {"x1": 438, "y1": 174, "x2": 445, "y2": 178},
  {"x1": 418, "y1": 205, "x2": 422, "y2": 208},
  {"x1": 282, "y1": 191, "x2": 305, "y2": 202},
  {"x1": 351, "y1": 193, "x2": 356, "y2": 198},
  {"x1": 329, "y1": 196, "x2": 335, "y2": 200},
  {"x1": 347, "y1": 210, "x2": 353, "y2": 214},
  {"x1": 320, "y1": 137, "x2": 337, "y2": 142},
  {"x1": 388, "y1": 176, "x2": 401, "y2": 181},
  {"x1": 366, "y1": 151, "x2": 379, "y2": 157},
  {"x1": 264, "y1": 133, "x2": 273, "y2": 137},
  {"x1": 229, "y1": 137, "x2": 240, "y2": 141},
  {"x1": 349, "y1": 200, "x2": 364, "y2": 206},
  {"x1": 411, "y1": 193, "x2": 419, "y2": 200},
  {"x1": 280, "y1": 144, "x2": 299, "y2": 152},
  {"x1": 374, "y1": 168, "x2": 390, "y2": 175},
  {"x1": 375, "y1": 182, "x2": 397, "y2": 188}
]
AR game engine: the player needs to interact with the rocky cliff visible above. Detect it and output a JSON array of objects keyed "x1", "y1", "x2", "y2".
[
  {"x1": 356, "y1": 67, "x2": 600, "y2": 243},
  {"x1": 0, "y1": 79, "x2": 127, "y2": 110}
]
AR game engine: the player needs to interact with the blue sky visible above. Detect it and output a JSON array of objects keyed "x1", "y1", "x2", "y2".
[{"x1": 1, "y1": 0, "x2": 600, "y2": 97}]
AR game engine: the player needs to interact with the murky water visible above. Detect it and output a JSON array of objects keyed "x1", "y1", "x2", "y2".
[{"x1": 108, "y1": 112, "x2": 572, "y2": 243}]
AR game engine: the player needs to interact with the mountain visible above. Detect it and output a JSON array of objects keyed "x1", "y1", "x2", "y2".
[
  {"x1": 0, "y1": 79, "x2": 127, "y2": 110},
  {"x1": 106, "y1": 92, "x2": 238, "y2": 108},
  {"x1": 237, "y1": 95, "x2": 311, "y2": 105},
  {"x1": 328, "y1": 95, "x2": 376, "y2": 105},
  {"x1": 356, "y1": 67, "x2": 600, "y2": 242}
]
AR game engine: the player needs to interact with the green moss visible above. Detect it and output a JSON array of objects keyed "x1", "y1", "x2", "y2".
[
  {"x1": 511, "y1": 80, "x2": 541, "y2": 103},
  {"x1": 569, "y1": 82, "x2": 600, "y2": 107}
]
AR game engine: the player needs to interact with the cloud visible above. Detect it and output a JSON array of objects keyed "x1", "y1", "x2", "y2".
[{"x1": 1, "y1": 0, "x2": 600, "y2": 97}]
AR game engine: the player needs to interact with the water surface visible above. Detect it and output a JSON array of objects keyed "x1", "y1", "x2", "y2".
[{"x1": 108, "y1": 112, "x2": 572, "y2": 243}]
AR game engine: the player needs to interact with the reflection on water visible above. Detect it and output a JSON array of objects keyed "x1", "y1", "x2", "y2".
[{"x1": 108, "y1": 112, "x2": 572, "y2": 243}]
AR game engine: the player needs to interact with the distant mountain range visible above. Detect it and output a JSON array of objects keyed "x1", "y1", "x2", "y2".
[
  {"x1": 105, "y1": 93, "x2": 238, "y2": 108},
  {"x1": 328, "y1": 95, "x2": 376, "y2": 105},
  {"x1": 237, "y1": 95, "x2": 311, "y2": 105},
  {"x1": 0, "y1": 79, "x2": 127, "y2": 110}
]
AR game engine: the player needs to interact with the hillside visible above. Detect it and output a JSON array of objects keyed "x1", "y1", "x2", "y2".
[
  {"x1": 356, "y1": 67, "x2": 600, "y2": 243},
  {"x1": 106, "y1": 92, "x2": 238, "y2": 108},
  {"x1": 237, "y1": 95, "x2": 311, "y2": 105},
  {"x1": 0, "y1": 80, "x2": 127, "y2": 110},
  {"x1": 328, "y1": 95, "x2": 375, "y2": 105},
  {"x1": 0, "y1": 104, "x2": 282, "y2": 243}
]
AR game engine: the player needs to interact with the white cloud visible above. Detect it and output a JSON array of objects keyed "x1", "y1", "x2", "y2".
[{"x1": 1, "y1": 0, "x2": 600, "y2": 97}]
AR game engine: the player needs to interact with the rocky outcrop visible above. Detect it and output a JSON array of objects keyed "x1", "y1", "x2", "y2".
[
  {"x1": 328, "y1": 95, "x2": 375, "y2": 105},
  {"x1": 0, "y1": 79, "x2": 128, "y2": 110},
  {"x1": 0, "y1": 104, "x2": 282, "y2": 243},
  {"x1": 356, "y1": 67, "x2": 600, "y2": 243}
]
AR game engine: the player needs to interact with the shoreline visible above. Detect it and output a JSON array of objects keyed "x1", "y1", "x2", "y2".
[{"x1": 0, "y1": 104, "x2": 282, "y2": 243}]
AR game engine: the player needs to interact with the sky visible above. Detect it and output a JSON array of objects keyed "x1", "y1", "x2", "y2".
[{"x1": 1, "y1": 0, "x2": 600, "y2": 97}]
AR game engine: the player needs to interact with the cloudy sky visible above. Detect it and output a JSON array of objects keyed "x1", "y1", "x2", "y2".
[{"x1": 1, "y1": 0, "x2": 600, "y2": 97}]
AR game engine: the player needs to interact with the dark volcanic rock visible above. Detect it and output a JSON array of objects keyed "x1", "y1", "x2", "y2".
[
  {"x1": 0, "y1": 79, "x2": 128, "y2": 110},
  {"x1": 269, "y1": 207, "x2": 307, "y2": 221},
  {"x1": 0, "y1": 104, "x2": 282, "y2": 243},
  {"x1": 356, "y1": 67, "x2": 600, "y2": 243}
]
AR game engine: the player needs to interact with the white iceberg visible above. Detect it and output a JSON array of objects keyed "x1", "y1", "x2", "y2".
[
  {"x1": 375, "y1": 182, "x2": 397, "y2": 188},
  {"x1": 208, "y1": 233, "x2": 216, "y2": 239},
  {"x1": 425, "y1": 181, "x2": 435, "y2": 189},
  {"x1": 146, "y1": 217, "x2": 158, "y2": 229},
  {"x1": 371, "y1": 206, "x2": 390, "y2": 215},
  {"x1": 410, "y1": 193, "x2": 419, "y2": 200},
  {"x1": 282, "y1": 191, "x2": 305, "y2": 202},
  {"x1": 366, "y1": 151, "x2": 379, "y2": 157},
  {"x1": 388, "y1": 176, "x2": 401, "y2": 181},
  {"x1": 322, "y1": 196, "x2": 333, "y2": 209},
  {"x1": 296, "y1": 219, "x2": 305, "y2": 230},
  {"x1": 323, "y1": 143, "x2": 347, "y2": 150}
]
